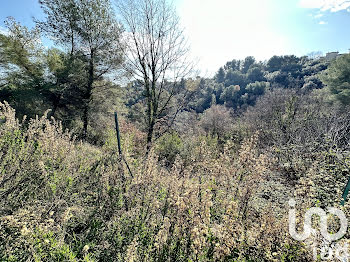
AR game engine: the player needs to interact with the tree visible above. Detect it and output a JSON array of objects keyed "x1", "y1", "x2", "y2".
[
  {"x1": 200, "y1": 104, "x2": 233, "y2": 139},
  {"x1": 116, "y1": 0, "x2": 194, "y2": 150},
  {"x1": 321, "y1": 54, "x2": 350, "y2": 105},
  {"x1": 267, "y1": 55, "x2": 283, "y2": 72},
  {"x1": 224, "y1": 70, "x2": 246, "y2": 87},
  {"x1": 37, "y1": 0, "x2": 124, "y2": 138},
  {"x1": 224, "y1": 59, "x2": 240, "y2": 71},
  {"x1": 216, "y1": 67, "x2": 225, "y2": 83},
  {"x1": 0, "y1": 18, "x2": 44, "y2": 85},
  {"x1": 44, "y1": 48, "x2": 96, "y2": 125},
  {"x1": 0, "y1": 18, "x2": 49, "y2": 117},
  {"x1": 219, "y1": 84, "x2": 242, "y2": 108},
  {"x1": 247, "y1": 66, "x2": 265, "y2": 82},
  {"x1": 242, "y1": 56, "x2": 255, "y2": 74},
  {"x1": 244, "y1": 81, "x2": 268, "y2": 105}
]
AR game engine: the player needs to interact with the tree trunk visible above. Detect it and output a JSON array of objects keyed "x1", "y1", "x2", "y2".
[
  {"x1": 146, "y1": 80, "x2": 158, "y2": 153},
  {"x1": 49, "y1": 93, "x2": 61, "y2": 119},
  {"x1": 146, "y1": 118, "x2": 155, "y2": 152},
  {"x1": 82, "y1": 104, "x2": 89, "y2": 139}
]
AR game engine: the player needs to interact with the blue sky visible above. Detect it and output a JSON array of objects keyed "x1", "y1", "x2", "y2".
[{"x1": 1, "y1": 0, "x2": 350, "y2": 75}]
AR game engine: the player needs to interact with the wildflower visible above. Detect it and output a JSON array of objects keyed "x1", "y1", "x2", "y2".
[{"x1": 83, "y1": 245, "x2": 90, "y2": 252}]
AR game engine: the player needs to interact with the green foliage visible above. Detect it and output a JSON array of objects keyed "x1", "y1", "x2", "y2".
[
  {"x1": 242, "y1": 56, "x2": 256, "y2": 74},
  {"x1": 0, "y1": 1, "x2": 348, "y2": 260},
  {"x1": 187, "y1": 55, "x2": 328, "y2": 114},
  {"x1": 224, "y1": 69, "x2": 247, "y2": 87},
  {"x1": 31, "y1": 229, "x2": 80, "y2": 262},
  {"x1": 243, "y1": 81, "x2": 268, "y2": 104},
  {"x1": 0, "y1": 0, "x2": 125, "y2": 139},
  {"x1": 0, "y1": 18, "x2": 50, "y2": 118},
  {"x1": 246, "y1": 81, "x2": 267, "y2": 96},
  {"x1": 156, "y1": 132, "x2": 184, "y2": 166},
  {"x1": 247, "y1": 66, "x2": 266, "y2": 82},
  {"x1": 215, "y1": 67, "x2": 225, "y2": 83},
  {"x1": 37, "y1": 0, "x2": 124, "y2": 138},
  {"x1": 219, "y1": 84, "x2": 242, "y2": 107},
  {"x1": 321, "y1": 53, "x2": 350, "y2": 105}
]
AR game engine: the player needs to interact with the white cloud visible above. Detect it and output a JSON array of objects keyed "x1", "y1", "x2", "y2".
[
  {"x1": 314, "y1": 13, "x2": 324, "y2": 18},
  {"x1": 300, "y1": 0, "x2": 324, "y2": 8},
  {"x1": 299, "y1": 0, "x2": 350, "y2": 12},
  {"x1": 319, "y1": 20, "x2": 328, "y2": 24}
]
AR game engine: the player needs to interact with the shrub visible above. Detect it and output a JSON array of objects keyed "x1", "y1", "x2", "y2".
[{"x1": 0, "y1": 102, "x2": 326, "y2": 261}]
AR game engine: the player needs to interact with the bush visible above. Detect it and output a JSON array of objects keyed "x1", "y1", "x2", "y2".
[
  {"x1": 0, "y1": 102, "x2": 329, "y2": 261},
  {"x1": 200, "y1": 105, "x2": 233, "y2": 140},
  {"x1": 156, "y1": 132, "x2": 183, "y2": 166}
]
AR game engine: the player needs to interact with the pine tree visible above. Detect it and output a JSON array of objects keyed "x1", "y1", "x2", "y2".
[
  {"x1": 321, "y1": 54, "x2": 350, "y2": 105},
  {"x1": 216, "y1": 67, "x2": 225, "y2": 83},
  {"x1": 37, "y1": 0, "x2": 124, "y2": 138}
]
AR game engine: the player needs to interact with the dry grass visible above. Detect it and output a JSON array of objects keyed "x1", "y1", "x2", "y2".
[{"x1": 0, "y1": 102, "x2": 345, "y2": 261}]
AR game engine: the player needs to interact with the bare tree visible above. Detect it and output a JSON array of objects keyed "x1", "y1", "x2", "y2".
[
  {"x1": 200, "y1": 105, "x2": 234, "y2": 140},
  {"x1": 116, "y1": 0, "x2": 195, "y2": 150}
]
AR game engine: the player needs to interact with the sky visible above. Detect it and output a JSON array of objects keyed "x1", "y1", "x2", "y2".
[{"x1": 1, "y1": 0, "x2": 350, "y2": 76}]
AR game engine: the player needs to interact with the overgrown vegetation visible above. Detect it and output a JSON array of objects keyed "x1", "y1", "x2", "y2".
[
  {"x1": 0, "y1": 102, "x2": 302, "y2": 261},
  {"x1": 1, "y1": 0, "x2": 350, "y2": 261}
]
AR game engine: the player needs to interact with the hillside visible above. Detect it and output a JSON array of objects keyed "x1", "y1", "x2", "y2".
[{"x1": 1, "y1": 0, "x2": 350, "y2": 261}]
